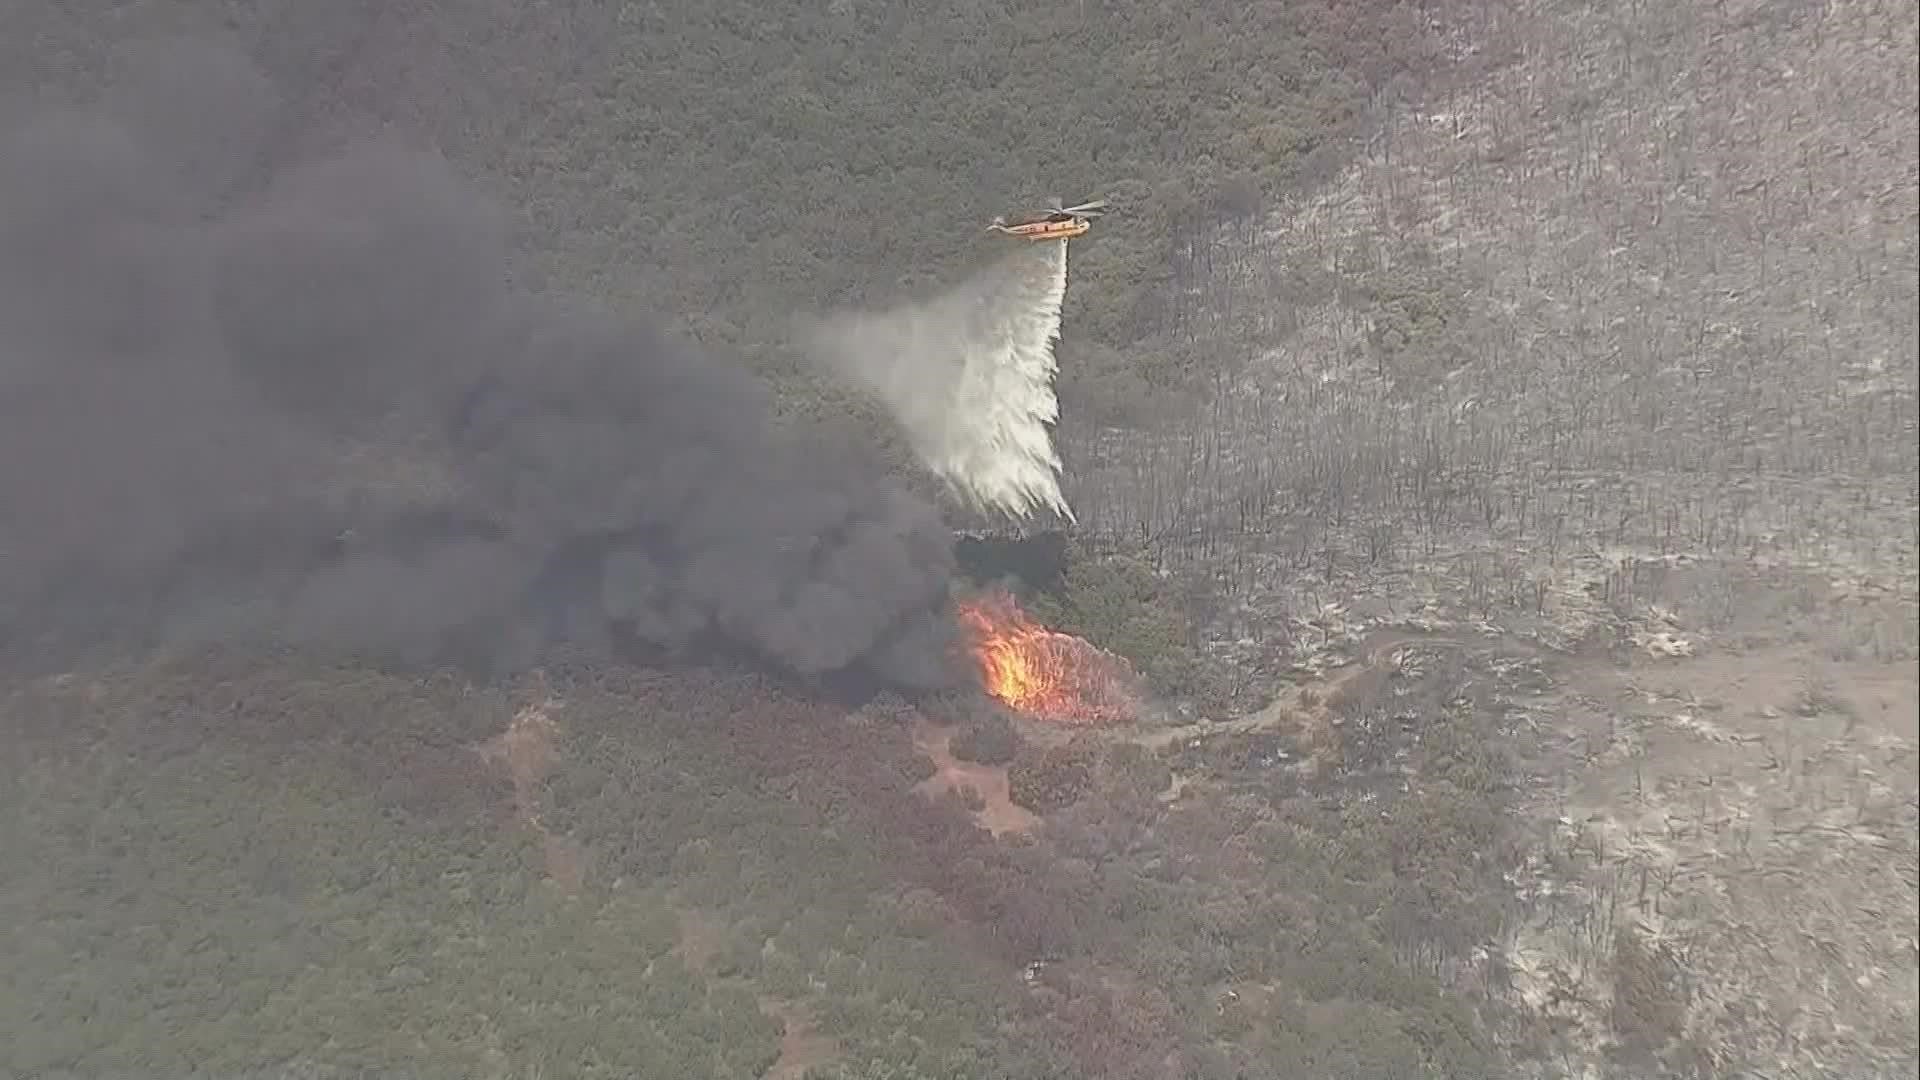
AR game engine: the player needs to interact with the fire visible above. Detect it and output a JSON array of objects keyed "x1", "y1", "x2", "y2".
[{"x1": 955, "y1": 590, "x2": 1139, "y2": 724}]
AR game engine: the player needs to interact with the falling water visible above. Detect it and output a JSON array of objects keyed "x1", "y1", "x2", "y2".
[{"x1": 802, "y1": 240, "x2": 1073, "y2": 521}]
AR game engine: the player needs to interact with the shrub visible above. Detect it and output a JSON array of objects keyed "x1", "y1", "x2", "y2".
[
  {"x1": 899, "y1": 753, "x2": 939, "y2": 785},
  {"x1": 949, "y1": 712, "x2": 1022, "y2": 766},
  {"x1": 1029, "y1": 548, "x2": 1200, "y2": 697},
  {"x1": 1007, "y1": 741, "x2": 1100, "y2": 814}
]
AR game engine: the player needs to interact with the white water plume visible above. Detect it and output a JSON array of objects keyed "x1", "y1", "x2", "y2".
[{"x1": 803, "y1": 241, "x2": 1073, "y2": 522}]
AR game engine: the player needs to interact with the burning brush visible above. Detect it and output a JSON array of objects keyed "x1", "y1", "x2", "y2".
[{"x1": 955, "y1": 589, "x2": 1141, "y2": 725}]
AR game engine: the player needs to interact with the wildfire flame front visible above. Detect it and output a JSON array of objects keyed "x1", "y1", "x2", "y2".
[{"x1": 955, "y1": 590, "x2": 1138, "y2": 724}]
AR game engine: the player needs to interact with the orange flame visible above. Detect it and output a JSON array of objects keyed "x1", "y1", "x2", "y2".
[{"x1": 955, "y1": 590, "x2": 1139, "y2": 724}]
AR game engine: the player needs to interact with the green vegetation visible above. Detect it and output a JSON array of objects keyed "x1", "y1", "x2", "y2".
[
  {"x1": 1007, "y1": 737, "x2": 1101, "y2": 814},
  {"x1": 0, "y1": 2, "x2": 1566, "y2": 1077},
  {"x1": 1, "y1": 665, "x2": 777, "y2": 1079},
  {"x1": 0, "y1": 660, "x2": 1069, "y2": 1078},
  {"x1": 947, "y1": 711, "x2": 1020, "y2": 766},
  {"x1": 1000, "y1": 645, "x2": 1520, "y2": 1078},
  {"x1": 465, "y1": 0, "x2": 1440, "y2": 406},
  {"x1": 1028, "y1": 546, "x2": 1203, "y2": 697},
  {"x1": 2, "y1": 636, "x2": 1530, "y2": 1078},
  {"x1": 3, "y1": 0, "x2": 1914, "y2": 1074},
  {"x1": 11, "y1": 0, "x2": 1440, "y2": 420}
]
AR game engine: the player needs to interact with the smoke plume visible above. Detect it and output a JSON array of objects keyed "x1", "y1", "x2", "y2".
[
  {"x1": 802, "y1": 241, "x2": 1075, "y2": 522},
  {"x1": 0, "y1": 46, "x2": 961, "y2": 689}
]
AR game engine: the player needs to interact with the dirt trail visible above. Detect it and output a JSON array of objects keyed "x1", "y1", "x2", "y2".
[
  {"x1": 911, "y1": 630, "x2": 1469, "y2": 834},
  {"x1": 761, "y1": 998, "x2": 840, "y2": 1080},
  {"x1": 674, "y1": 907, "x2": 842, "y2": 1079},
  {"x1": 1131, "y1": 631, "x2": 1466, "y2": 753}
]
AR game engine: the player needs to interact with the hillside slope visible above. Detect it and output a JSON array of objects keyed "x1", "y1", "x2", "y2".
[
  {"x1": 1065, "y1": 0, "x2": 1918, "y2": 1075},
  {"x1": 5, "y1": 0, "x2": 1444, "y2": 416},
  {"x1": 3, "y1": 1, "x2": 1914, "y2": 1077}
]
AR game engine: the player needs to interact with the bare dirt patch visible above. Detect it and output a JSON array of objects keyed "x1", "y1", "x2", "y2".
[
  {"x1": 475, "y1": 688, "x2": 585, "y2": 894},
  {"x1": 762, "y1": 998, "x2": 840, "y2": 1080},
  {"x1": 671, "y1": 905, "x2": 729, "y2": 975},
  {"x1": 911, "y1": 714, "x2": 1042, "y2": 836}
]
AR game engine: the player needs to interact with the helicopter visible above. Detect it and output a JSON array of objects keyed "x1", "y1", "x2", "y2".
[{"x1": 986, "y1": 198, "x2": 1109, "y2": 241}]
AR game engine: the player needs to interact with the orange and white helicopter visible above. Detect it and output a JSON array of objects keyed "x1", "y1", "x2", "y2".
[{"x1": 986, "y1": 197, "x2": 1109, "y2": 241}]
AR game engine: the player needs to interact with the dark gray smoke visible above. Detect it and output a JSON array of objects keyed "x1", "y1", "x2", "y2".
[{"x1": 0, "y1": 46, "x2": 961, "y2": 689}]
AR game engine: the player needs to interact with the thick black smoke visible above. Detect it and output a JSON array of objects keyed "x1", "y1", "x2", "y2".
[{"x1": 0, "y1": 46, "x2": 961, "y2": 689}]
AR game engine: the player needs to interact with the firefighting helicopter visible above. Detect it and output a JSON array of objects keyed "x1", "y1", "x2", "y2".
[{"x1": 986, "y1": 197, "x2": 1109, "y2": 241}]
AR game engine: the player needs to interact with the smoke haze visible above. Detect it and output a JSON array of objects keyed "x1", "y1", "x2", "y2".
[
  {"x1": 802, "y1": 241, "x2": 1075, "y2": 522},
  {"x1": 0, "y1": 44, "x2": 961, "y2": 690}
]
